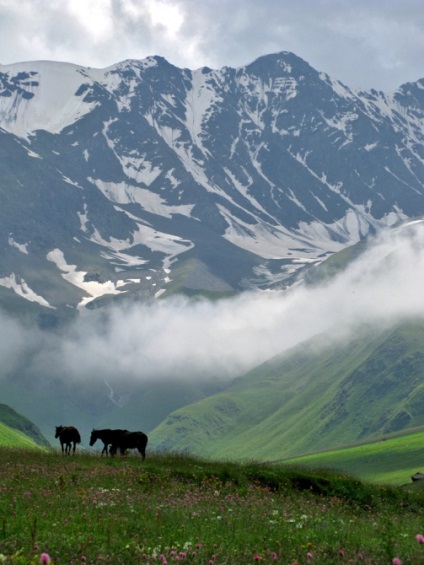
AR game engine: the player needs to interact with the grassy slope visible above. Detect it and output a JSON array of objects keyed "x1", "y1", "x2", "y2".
[
  {"x1": 150, "y1": 321, "x2": 424, "y2": 460},
  {"x1": 3, "y1": 447, "x2": 424, "y2": 564},
  {"x1": 0, "y1": 403, "x2": 50, "y2": 446},
  {"x1": 0, "y1": 421, "x2": 44, "y2": 449},
  {"x1": 279, "y1": 426, "x2": 424, "y2": 486}
]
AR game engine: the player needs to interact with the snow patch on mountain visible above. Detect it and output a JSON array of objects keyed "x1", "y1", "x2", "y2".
[
  {"x1": 185, "y1": 69, "x2": 222, "y2": 146},
  {"x1": 219, "y1": 205, "x2": 335, "y2": 259},
  {"x1": 8, "y1": 236, "x2": 29, "y2": 254},
  {"x1": 46, "y1": 248, "x2": 128, "y2": 308},
  {"x1": 129, "y1": 222, "x2": 194, "y2": 268},
  {"x1": 91, "y1": 179, "x2": 195, "y2": 218},
  {"x1": 82, "y1": 211, "x2": 193, "y2": 271},
  {"x1": 0, "y1": 61, "x2": 98, "y2": 138},
  {"x1": 0, "y1": 273, "x2": 53, "y2": 308}
]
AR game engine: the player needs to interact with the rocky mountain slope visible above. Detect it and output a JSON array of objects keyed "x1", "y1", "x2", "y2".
[{"x1": 1, "y1": 52, "x2": 423, "y2": 323}]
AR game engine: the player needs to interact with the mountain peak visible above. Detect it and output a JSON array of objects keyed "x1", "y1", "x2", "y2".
[{"x1": 1, "y1": 51, "x2": 424, "y2": 319}]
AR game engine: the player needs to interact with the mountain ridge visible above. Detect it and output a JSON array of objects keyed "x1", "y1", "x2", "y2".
[{"x1": 1, "y1": 51, "x2": 424, "y2": 319}]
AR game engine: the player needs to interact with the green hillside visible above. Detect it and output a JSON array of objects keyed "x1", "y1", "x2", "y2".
[
  {"x1": 0, "y1": 404, "x2": 50, "y2": 447},
  {"x1": 0, "y1": 421, "x2": 45, "y2": 449},
  {"x1": 150, "y1": 321, "x2": 424, "y2": 460},
  {"x1": 280, "y1": 426, "x2": 424, "y2": 485}
]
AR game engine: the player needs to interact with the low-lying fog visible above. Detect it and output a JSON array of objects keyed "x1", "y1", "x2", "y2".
[{"x1": 1, "y1": 221, "x2": 424, "y2": 387}]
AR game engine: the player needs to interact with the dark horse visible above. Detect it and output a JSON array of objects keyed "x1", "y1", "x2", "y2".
[
  {"x1": 55, "y1": 425, "x2": 81, "y2": 455},
  {"x1": 110, "y1": 431, "x2": 148, "y2": 460},
  {"x1": 89, "y1": 428, "x2": 128, "y2": 456}
]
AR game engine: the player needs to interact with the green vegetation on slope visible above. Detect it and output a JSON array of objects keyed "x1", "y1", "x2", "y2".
[
  {"x1": 279, "y1": 426, "x2": 424, "y2": 485},
  {"x1": 304, "y1": 239, "x2": 369, "y2": 285},
  {"x1": 151, "y1": 321, "x2": 424, "y2": 460},
  {"x1": 0, "y1": 404, "x2": 50, "y2": 447},
  {"x1": 0, "y1": 422, "x2": 44, "y2": 449},
  {"x1": 2, "y1": 447, "x2": 424, "y2": 564}
]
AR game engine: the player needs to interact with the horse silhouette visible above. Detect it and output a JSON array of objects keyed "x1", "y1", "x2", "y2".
[
  {"x1": 55, "y1": 425, "x2": 81, "y2": 455},
  {"x1": 109, "y1": 431, "x2": 148, "y2": 460},
  {"x1": 89, "y1": 428, "x2": 128, "y2": 456}
]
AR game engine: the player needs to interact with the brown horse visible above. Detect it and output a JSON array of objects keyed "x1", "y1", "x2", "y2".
[
  {"x1": 109, "y1": 431, "x2": 148, "y2": 460},
  {"x1": 55, "y1": 425, "x2": 81, "y2": 455}
]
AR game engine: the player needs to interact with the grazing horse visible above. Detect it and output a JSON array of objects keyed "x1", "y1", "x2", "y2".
[
  {"x1": 110, "y1": 431, "x2": 148, "y2": 460},
  {"x1": 89, "y1": 428, "x2": 128, "y2": 456},
  {"x1": 55, "y1": 425, "x2": 81, "y2": 455}
]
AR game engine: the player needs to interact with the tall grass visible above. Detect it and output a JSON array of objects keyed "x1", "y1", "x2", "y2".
[{"x1": 1, "y1": 447, "x2": 424, "y2": 564}]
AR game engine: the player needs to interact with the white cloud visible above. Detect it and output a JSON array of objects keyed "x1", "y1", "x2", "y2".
[
  {"x1": 0, "y1": 0, "x2": 423, "y2": 90},
  {"x1": 1, "y1": 222, "x2": 424, "y2": 390}
]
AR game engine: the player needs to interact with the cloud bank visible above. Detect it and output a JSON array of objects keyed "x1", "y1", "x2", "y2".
[
  {"x1": 1, "y1": 221, "x2": 424, "y2": 389},
  {"x1": 0, "y1": 0, "x2": 423, "y2": 91}
]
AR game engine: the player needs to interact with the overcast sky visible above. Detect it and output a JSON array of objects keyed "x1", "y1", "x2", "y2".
[{"x1": 1, "y1": 0, "x2": 423, "y2": 91}]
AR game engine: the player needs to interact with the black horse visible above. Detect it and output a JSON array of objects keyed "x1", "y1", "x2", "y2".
[
  {"x1": 110, "y1": 431, "x2": 148, "y2": 460},
  {"x1": 55, "y1": 425, "x2": 81, "y2": 455},
  {"x1": 89, "y1": 428, "x2": 128, "y2": 456}
]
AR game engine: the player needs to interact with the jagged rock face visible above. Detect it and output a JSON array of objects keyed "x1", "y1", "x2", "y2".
[{"x1": 0, "y1": 52, "x2": 423, "y2": 317}]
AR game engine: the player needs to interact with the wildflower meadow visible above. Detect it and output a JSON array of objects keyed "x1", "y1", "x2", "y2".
[{"x1": 1, "y1": 447, "x2": 424, "y2": 564}]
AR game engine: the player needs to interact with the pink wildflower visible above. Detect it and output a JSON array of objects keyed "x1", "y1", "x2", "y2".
[
  {"x1": 271, "y1": 553, "x2": 278, "y2": 561},
  {"x1": 338, "y1": 549, "x2": 344, "y2": 557},
  {"x1": 392, "y1": 559, "x2": 402, "y2": 565},
  {"x1": 307, "y1": 552, "x2": 313, "y2": 559},
  {"x1": 417, "y1": 534, "x2": 424, "y2": 545},
  {"x1": 40, "y1": 554, "x2": 51, "y2": 565},
  {"x1": 253, "y1": 556, "x2": 261, "y2": 562}
]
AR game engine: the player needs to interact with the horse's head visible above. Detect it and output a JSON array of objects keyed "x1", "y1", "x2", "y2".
[
  {"x1": 89, "y1": 429, "x2": 98, "y2": 446},
  {"x1": 55, "y1": 426, "x2": 63, "y2": 438}
]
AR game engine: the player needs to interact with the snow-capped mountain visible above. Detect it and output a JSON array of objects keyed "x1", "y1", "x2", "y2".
[{"x1": 1, "y1": 52, "x2": 424, "y2": 321}]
